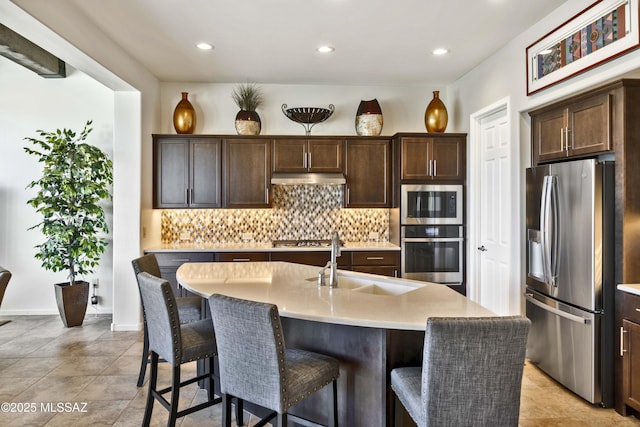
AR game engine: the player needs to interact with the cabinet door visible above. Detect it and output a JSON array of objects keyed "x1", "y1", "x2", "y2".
[
  {"x1": 308, "y1": 139, "x2": 344, "y2": 172},
  {"x1": 154, "y1": 138, "x2": 189, "y2": 208},
  {"x1": 190, "y1": 139, "x2": 222, "y2": 208},
  {"x1": 623, "y1": 319, "x2": 640, "y2": 412},
  {"x1": 431, "y1": 137, "x2": 465, "y2": 180},
  {"x1": 401, "y1": 137, "x2": 430, "y2": 180},
  {"x1": 532, "y1": 107, "x2": 567, "y2": 164},
  {"x1": 345, "y1": 139, "x2": 391, "y2": 207},
  {"x1": 273, "y1": 139, "x2": 307, "y2": 172},
  {"x1": 225, "y1": 139, "x2": 271, "y2": 208},
  {"x1": 569, "y1": 93, "x2": 612, "y2": 157}
]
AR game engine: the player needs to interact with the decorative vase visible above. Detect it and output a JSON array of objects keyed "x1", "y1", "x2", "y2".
[
  {"x1": 54, "y1": 281, "x2": 89, "y2": 327},
  {"x1": 235, "y1": 110, "x2": 261, "y2": 135},
  {"x1": 424, "y1": 91, "x2": 448, "y2": 133},
  {"x1": 355, "y1": 99, "x2": 383, "y2": 136},
  {"x1": 173, "y1": 92, "x2": 196, "y2": 134}
]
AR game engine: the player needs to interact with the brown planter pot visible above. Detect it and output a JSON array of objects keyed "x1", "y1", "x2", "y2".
[{"x1": 54, "y1": 281, "x2": 89, "y2": 327}]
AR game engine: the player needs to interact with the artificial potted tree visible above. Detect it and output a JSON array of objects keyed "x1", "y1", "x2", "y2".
[
  {"x1": 24, "y1": 121, "x2": 113, "y2": 327},
  {"x1": 232, "y1": 83, "x2": 264, "y2": 135}
]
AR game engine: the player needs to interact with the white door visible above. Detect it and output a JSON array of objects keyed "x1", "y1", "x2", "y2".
[{"x1": 471, "y1": 103, "x2": 513, "y2": 315}]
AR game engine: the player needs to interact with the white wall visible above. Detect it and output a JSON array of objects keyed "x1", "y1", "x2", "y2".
[
  {"x1": 3, "y1": 0, "x2": 160, "y2": 330},
  {"x1": 449, "y1": 0, "x2": 640, "y2": 313},
  {"x1": 0, "y1": 57, "x2": 115, "y2": 315}
]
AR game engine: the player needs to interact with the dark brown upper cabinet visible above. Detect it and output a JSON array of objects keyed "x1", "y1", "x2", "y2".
[
  {"x1": 224, "y1": 138, "x2": 271, "y2": 208},
  {"x1": 531, "y1": 91, "x2": 612, "y2": 165},
  {"x1": 344, "y1": 139, "x2": 392, "y2": 207},
  {"x1": 397, "y1": 134, "x2": 466, "y2": 181},
  {"x1": 273, "y1": 138, "x2": 343, "y2": 173},
  {"x1": 153, "y1": 136, "x2": 222, "y2": 208}
]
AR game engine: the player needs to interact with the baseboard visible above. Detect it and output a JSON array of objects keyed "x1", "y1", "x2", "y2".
[{"x1": 111, "y1": 322, "x2": 142, "y2": 332}]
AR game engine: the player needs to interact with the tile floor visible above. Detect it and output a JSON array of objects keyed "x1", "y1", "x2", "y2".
[{"x1": 0, "y1": 314, "x2": 637, "y2": 427}]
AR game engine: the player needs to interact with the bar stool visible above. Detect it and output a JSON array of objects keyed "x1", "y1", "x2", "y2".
[
  {"x1": 390, "y1": 316, "x2": 530, "y2": 427},
  {"x1": 209, "y1": 293, "x2": 340, "y2": 427},
  {"x1": 136, "y1": 272, "x2": 221, "y2": 426},
  {"x1": 132, "y1": 254, "x2": 201, "y2": 386}
]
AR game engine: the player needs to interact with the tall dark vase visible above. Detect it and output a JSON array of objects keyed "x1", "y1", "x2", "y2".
[
  {"x1": 235, "y1": 110, "x2": 261, "y2": 135},
  {"x1": 54, "y1": 281, "x2": 89, "y2": 327},
  {"x1": 424, "y1": 91, "x2": 448, "y2": 133},
  {"x1": 355, "y1": 99, "x2": 383, "y2": 136},
  {"x1": 173, "y1": 92, "x2": 196, "y2": 134}
]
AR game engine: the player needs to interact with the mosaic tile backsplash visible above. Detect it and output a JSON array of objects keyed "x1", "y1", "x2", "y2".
[{"x1": 161, "y1": 185, "x2": 389, "y2": 243}]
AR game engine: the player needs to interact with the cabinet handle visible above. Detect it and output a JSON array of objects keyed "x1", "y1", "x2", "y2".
[
  {"x1": 427, "y1": 159, "x2": 432, "y2": 177},
  {"x1": 366, "y1": 257, "x2": 385, "y2": 260},
  {"x1": 171, "y1": 258, "x2": 191, "y2": 262},
  {"x1": 186, "y1": 188, "x2": 190, "y2": 205},
  {"x1": 635, "y1": 308, "x2": 640, "y2": 312},
  {"x1": 308, "y1": 152, "x2": 312, "y2": 169},
  {"x1": 394, "y1": 269, "x2": 398, "y2": 278},
  {"x1": 621, "y1": 326, "x2": 628, "y2": 357},
  {"x1": 232, "y1": 258, "x2": 251, "y2": 262},
  {"x1": 565, "y1": 128, "x2": 571, "y2": 152},
  {"x1": 190, "y1": 188, "x2": 194, "y2": 204},
  {"x1": 433, "y1": 159, "x2": 437, "y2": 176},
  {"x1": 303, "y1": 151, "x2": 307, "y2": 168},
  {"x1": 346, "y1": 188, "x2": 350, "y2": 204}
]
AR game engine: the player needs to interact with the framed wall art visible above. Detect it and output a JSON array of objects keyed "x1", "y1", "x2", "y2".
[{"x1": 526, "y1": 0, "x2": 640, "y2": 95}]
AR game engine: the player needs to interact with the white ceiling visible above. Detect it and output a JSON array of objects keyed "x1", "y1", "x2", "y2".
[{"x1": 14, "y1": 0, "x2": 569, "y2": 85}]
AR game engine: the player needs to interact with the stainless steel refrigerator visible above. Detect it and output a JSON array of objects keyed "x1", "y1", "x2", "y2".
[{"x1": 525, "y1": 158, "x2": 614, "y2": 407}]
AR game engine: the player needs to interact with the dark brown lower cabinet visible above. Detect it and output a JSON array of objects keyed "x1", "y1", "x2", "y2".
[
  {"x1": 352, "y1": 251, "x2": 400, "y2": 278},
  {"x1": 152, "y1": 252, "x2": 214, "y2": 297},
  {"x1": 623, "y1": 318, "x2": 640, "y2": 412}
]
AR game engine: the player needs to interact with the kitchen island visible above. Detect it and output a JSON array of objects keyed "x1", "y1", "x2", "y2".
[{"x1": 177, "y1": 262, "x2": 493, "y2": 426}]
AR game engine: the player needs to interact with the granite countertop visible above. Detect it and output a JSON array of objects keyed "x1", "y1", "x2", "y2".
[
  {"x1": 618, "y1": 283, "x2": 640, "y2": 296},
  {"x1": 145, "y1": 241, "x2": 400, "y2": 253},
  {"x1": 176, "y1": 261, "x2": 493, "y2": 331}
]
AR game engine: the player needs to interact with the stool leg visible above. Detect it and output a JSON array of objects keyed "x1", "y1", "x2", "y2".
[
  {"x1": 222, "y1": 393, "x2": 232, "y2": 427},
  {"x1": 137, "y1": 321, "x2": 149, "y2": 387},
  {"x1": 276, "y1": 413, "x2": 287, "y2": 427},
  {"x1": 167, "y1": 365, "x2": 181, "y2": 427},
  {"x1": 235, "y1": 397, "x2": 244, "y2": 426},
  {"x1": 329, "y1": 379, "x2": 338, "y2": 427},
  {"x1": 142, "y1": 351, "x2": 158, "y2": 427}
]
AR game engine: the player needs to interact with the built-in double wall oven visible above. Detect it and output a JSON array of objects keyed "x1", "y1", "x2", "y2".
[{"x1": 400, "y1": 184, "x2": 464, "y2": 284}]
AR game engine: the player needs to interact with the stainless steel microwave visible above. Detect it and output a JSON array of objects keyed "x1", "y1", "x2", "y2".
[{"x1": 401, "y1": 184, "x2": 463, "y2": 225}]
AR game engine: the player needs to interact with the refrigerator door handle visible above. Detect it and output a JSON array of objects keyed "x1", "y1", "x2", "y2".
[
  {"x1": 540, "y1": 176, "x2": 552, "y2": 285},
  {"x1": 548, "y1": 175, "x2": 559, "y2": 287},
  {"x1": 525, "y1": 293, "x2": 590, "y2": 324}
]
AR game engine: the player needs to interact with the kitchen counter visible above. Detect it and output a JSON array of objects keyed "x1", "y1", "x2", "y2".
[
  {"x1": 618, "y1": 283, "x2": 640, "y2": 296},
  {"x1": 177, "y1": 261, "x2": 490, "y2": 330},
  {"x1": 146, "y1": 241, "x2": 400, "y2": 252},
  {"x1": 177, "y1": 261, "x2": 492, "y2": 426}
]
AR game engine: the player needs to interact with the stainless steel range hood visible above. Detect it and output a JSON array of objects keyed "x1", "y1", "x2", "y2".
[{"x1": 271, "y1": 173, "x2": 346, "y2": 185}]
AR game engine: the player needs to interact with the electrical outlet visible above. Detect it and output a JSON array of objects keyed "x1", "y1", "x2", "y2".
[
  {"x1": 368, "y1": 232, "x2": 379, "y2": 241},
  {"x1": 180, "y1": 231, "x2": 191, "y2": 241},
  {"x1": 242, "y1": 232, "x2": 253, "y2": 241}
]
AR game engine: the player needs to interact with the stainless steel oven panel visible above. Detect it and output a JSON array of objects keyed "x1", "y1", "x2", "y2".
[
  {"x1": 401, "y1": 184, "x2": 463, "y2": 225},
  {"x1": 400, "y1": 236, "x2": 464, "y2": 284}
]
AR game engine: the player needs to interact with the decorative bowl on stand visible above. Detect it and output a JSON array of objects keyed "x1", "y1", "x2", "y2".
[{"x1": 282, "y1": 104, "x2": 335, "y2": 135}]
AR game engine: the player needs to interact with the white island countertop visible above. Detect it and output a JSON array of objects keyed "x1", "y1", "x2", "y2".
[
  {"x1": 177, "y1": 261, "x2": 493, "y2": 331},
  {"x1": 618, "y1": 283, "x2": 640, "y2": 296}
]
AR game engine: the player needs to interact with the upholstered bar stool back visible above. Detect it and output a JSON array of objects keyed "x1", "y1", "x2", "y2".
[
  {"x1": 132, "y1": 254, "x2": 201, "y2": 386},
  {"x1": 209, "y1": 293, "x2": 340, "y2": 427},
  {"x1": 391, "y1": 316, "x2": 530, "y2": 427},
  {"x1": 0, "y1": 267, "x2": 11, "y2": 307},
  {"x1": 136, "y1": 272, "x2": 221, "y2": 427}
]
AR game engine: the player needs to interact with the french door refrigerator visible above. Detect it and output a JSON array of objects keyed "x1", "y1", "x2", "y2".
[{"x1": 525, "y1": 158, "x2": 614, "y2": 407}]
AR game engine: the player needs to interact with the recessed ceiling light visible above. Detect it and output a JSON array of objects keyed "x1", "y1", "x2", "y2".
[
  {"x1": 432, "y1": 48, "x2": 449, "y2": 56},
  {"x1": 196, "y1": 42, "x2": 214, "y2": 50},
  {"x1": 317, "y1": 46, "x2": 335, "y2": 53}
]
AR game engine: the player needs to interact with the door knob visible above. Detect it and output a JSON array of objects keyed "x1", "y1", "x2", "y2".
[{"x1": 477, "y1": 245, "x2": 487, "y2": 252}]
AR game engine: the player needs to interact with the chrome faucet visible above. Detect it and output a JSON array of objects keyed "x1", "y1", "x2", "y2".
[{"x1": 317, "y1": 231, "x2": 341, "y2": 288}]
